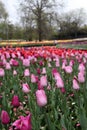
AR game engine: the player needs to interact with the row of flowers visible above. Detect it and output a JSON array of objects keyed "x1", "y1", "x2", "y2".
[
  {"x1": 0, "y1": 46, "x2": 87, "y2": 129},
  {"x1": 0, "y1": 39, "x2": 74, "y2": 46}
]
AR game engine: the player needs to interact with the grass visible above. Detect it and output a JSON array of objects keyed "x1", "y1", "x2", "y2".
[{"x1": 56, "y1": 43, "x2": 87, "y2": 50}]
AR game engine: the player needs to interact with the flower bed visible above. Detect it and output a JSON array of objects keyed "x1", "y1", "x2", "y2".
[
  {"x1": 0, "y1": 39, "x2": 73, "y2": 47},
  {"x1": 0, "y1": 46, "x2": 87, "y2": 130}
]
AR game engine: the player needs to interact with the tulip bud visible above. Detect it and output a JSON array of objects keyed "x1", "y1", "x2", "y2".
[
  {"x1": 23, "y1": 59, "x2": 30, "y2": 67},
  {"x1": 0, "y1": 68, "x2": 5, "y2": 77},
  {"x1": 24, "y1": 69, "x2": 30, "y2": 77},
  {"x1": 72, "y1": 77, "x2": 80, "y2": 90},
  {"x1": 13, "y1": 70, "x2": 17, "y2": 76},
  {"x1": 36, "y1": 89, "x2": 47, "y2": 107},
  {"x1": 0, "y1": 110, "x2": 10, "y2": 124},
  {"x1": 11, "y1": 95, "x2": 20, "y2": 107},
  {"x1": 31, "y1": 74, "x2": 37, "y2": 83},
  {"x1": 5, "y1": 63, "x2": 11, "y2": 70},
  {"x1": 64, "y1": 66, "x2": 73, "y2": 74},
  {"x1": 40, "y1": 75, "x2": 47, "y2": 87},
  {"x1": 22, "y1": 83, "x2": 30, "y2": 93}
]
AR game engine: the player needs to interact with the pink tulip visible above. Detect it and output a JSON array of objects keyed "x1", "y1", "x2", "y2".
[
  {"x1": 78, "y1": 72, "x2": 85, "y2": 83},
  {"x1": 69, "y1": 60, "x2": 74, "y2": 67},
  {"x1": 5, "y1": 63, "x2": 11, "y2": 70},
  {"x1": 64, "y1": 66, "x2": 73, "y2": 74},
  {"x1": 0, "y1": 68, "x2": 5, "y2": 77},
  {"x1": 23, "y1": 59, "x2": 30, "y2": 67},
  {"x1": 56, "y1": 77, "x2": 64, "y2": 88},
  {"x1": 42, "y1": 67, "x2": 46, "y2": 74},
  {"x1": 55, "y1": 57, "x2": 60, "y2": 67},
  {"x1": 47, "y1": 85, "x2": 51, "y2": 90},
  {"x1": 22, "y1": 83, "x2": 30, "y2": 93},
  {"x1": 48, "y1": 62, "x2": 51, "y2": 67},
  {"x1": 53, "y1": 72, "x2": 62, "y2": 81},
  {"x1": 24, "y1": 69, "x2": 30, "y2": 76},
  {"x1": 17, "y1": 51, "x2": 21, "y2": 57},
  {"x1": 11, "y1": 95, "x2": 20, "y2": 107},
  {"x1": 55, "y1": 61, "x2": 60, "y2": 67},
  {"x1": 62, "y1": 62, "x2": 66, "y2": 69},
  {"x1": 0, "y1": 110, "x2": 10, "y2": 124},
  {"x1": 3, "y1": 59, "x2": 7, "y2": 65},
  {"x1": 83, "y1": 57, "x2": 86, "y2": 64},
  {"x1": 40, "y1": 75, "x2": 47, "y2": 87},
  {"x1": 31, "y1": 74, "x2": 37, "y2": 83},
  {"x1": 72, "y1": 77, "x2": 80, "y2": 90},
  {"x1": 36, "y1": 89, "x2": 47, "y2": 107},
  {"x1": 5, "y1": 52, "x2": 10, "y2": 59},
  {"x1": 1, "y1": 54, "x2": 5, "y2": 60},
  {"x1": 11, "y1": 53, "x2": 16, "y2": 58},
  {"x1": 12, "y1": 114, "x2": 32, "y2": 130},
  {"x1": 78, "y1": 63, "x2": 85, "y2": 72},
  {"x1": 13, "y1": 70, "x2": 17, "y2": 75}
]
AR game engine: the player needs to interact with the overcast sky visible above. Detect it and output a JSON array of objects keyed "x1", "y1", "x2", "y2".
[{"x1": 1, "y1": 0, "x2": 87, "y2": 24}]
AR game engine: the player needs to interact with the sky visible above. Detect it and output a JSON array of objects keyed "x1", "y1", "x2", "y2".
[{"x1": 1, "y1": 0, "x2": 87, "y2": 24}]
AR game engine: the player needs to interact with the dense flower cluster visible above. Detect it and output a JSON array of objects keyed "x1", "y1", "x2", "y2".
[{"x1": 0, "y1": 46, "x2": 87, "y2": 130}]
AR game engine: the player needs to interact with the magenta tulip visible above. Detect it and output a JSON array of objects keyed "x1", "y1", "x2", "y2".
[
  {"x1": 12, "y1": 59, "x2": 19, "y2": 66},
  {"x1": 0, "y1": 110, "x2": 10, "y2": 124},
  {"x1": 12, "y1": 114, "x2": 32, "y2": 130},
  {"x1": 11, "y1": 95, "x2": 20, "y2": 107}
]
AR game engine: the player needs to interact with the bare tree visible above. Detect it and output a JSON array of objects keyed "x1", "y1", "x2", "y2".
[
  {"x1": 19, "y1": 0, "x2": 64, "y2": 41},
  {"x1": 0, "y1": 1, "x2": 8, "y2": 22},
  {"x1": 55, "y1": 8, "x2": 86, "y2": 38}
]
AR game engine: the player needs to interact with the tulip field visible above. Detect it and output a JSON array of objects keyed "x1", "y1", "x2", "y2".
[{"x1": 0, "y1": 46, "x2": 87, "y2": 130}]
